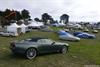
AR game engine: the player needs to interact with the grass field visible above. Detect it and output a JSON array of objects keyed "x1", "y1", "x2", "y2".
[{"x1": 0, "y1": 29, "x2": 100, "y2": 67}]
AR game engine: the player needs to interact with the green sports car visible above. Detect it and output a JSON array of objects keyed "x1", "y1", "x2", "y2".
[{"x1": 10, "y1": 37, "x2": 69, "y2": 59}]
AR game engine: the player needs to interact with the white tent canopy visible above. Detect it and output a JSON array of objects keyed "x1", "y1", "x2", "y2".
[
  {"x1": 8, "y1": 23, "x2": 20, "y2": 28},
  {"x1": 67, "y1": 23, "x2": 82, "y2": 29},
  {"x1": 20, "y1": 24, "x2": 27, "y2": 33},
  {"x1": 37, "y1": 22, "x2": 44, "y2": 26},
  {"x1": 28, "y1": 21, "x2": 40, "y2": 27},
  {"x1": 7, "y1": 23, "x2": 20, "y2": 33},
  {"x1": 59, "y1": 22, "x2": 66, "y2": 26},
  {"x1": 6, "y1": 23, "x2": 22, "y2": 35},
  {"x1": 20, "y1": 24, "x2": 27, "y2": 27},
  {"x1": 28, "y1": 21, "x2": 44, "y2": 28}
]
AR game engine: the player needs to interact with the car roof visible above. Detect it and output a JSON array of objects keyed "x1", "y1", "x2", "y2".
[
  {"x1": 31, "y1": 37, "x2": 48, "y2": 39},
  {"x1": 30, "y1": 37, "x2": 48, "y2": 41}
]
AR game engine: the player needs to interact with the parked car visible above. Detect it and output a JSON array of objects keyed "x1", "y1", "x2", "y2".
[
  {"x1": 73, "y1": 32, "x2": 96, "y2": 39},
  {"x1": 83, "y1": 28, "x2": 89, "y2": 32},
  {"x1": 39, "y1": 26, "x2": 54, "y2": 32},
  {"x1": 64, "y1": 29, "x2": 69, "y2": 32},
  {"x1": 59, "y1": 34, "x2": 80, "y2": 41},
  {"x1": 26, "y1": 28, "x2": 33, "y2": 33},
  {"x1": 10, "y1": 37, "x2": 69, "y2": 59},
  {"x1": 0, "y1": 31, "x2": 3, "y2": 35},
  {"x1": 58, "y1": 30, "x2": 80, "y2": 41},
  {"x1": 0, "y1": 31, "x2": 18, "y2": 36},
  {"x1": 92, "y1": 29, "x2": 98, "y2": 33}
]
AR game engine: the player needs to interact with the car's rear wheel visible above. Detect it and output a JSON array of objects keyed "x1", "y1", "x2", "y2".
[
  {"x1": 25, "y1": 48, "x2": 37, "y2": 59},
  {"x1": 61, "y1": 46, "x2": 68, "y2": 54}
]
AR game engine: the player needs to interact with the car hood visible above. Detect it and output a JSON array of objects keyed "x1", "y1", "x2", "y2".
[
  {"x1": 59, "y1": 35, "x2": 80, "y2": 40},
  {"x1": 55, "y1": 42, "x2": 69, "y2": 46}
]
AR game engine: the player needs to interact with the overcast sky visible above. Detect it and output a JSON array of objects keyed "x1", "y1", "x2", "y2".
[{"x1": 0, "y1": 0, "x2": 100, "y2": 22}]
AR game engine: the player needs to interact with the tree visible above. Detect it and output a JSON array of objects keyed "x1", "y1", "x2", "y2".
[
  {"x1": 60, "y1": 14, "x2": 69, "y2": 24},
  {"x1": 49, "y1": 17, "x2": 54, "y2": 24},
  {"x1": 34, "y1": 17, "x2": 40, "y2": 22},
  {"x1": 0, "y1": 18, "x2": 10, "y2": 27},
  {"x1": 3, "y1": 9, "x2": 17, "y2": 21},
  {"x1": 0, "y1": 11, "x2": 4, "y2": 26},
  {"x1": 0, "y1": 11, "x2": 4, "y2": 17},
  {"x1": 0, "y1": 9, "x2": 12, "y2": 26},
  {"x1": 41, "y1": 13, "x2": 54, "y2": 24},
  {"x1": 0, "y1": 9, "x2": 31, "y2": 26},
  {"x1": 21, "y1": 9, "x2": 30, "y2": 20},
  {"x1": 14, "y1": 11, "x2": 22, "y2": 21},
  {"x1": 0, "y1": 9, "x2": 21, "y2": 26},
  {"x1": 4, "y1": 9, "x2": 11, "y2": 16}
]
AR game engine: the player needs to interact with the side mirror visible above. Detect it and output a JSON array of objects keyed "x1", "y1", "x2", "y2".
[{"x1": 52, "y1": 42, "x2": 55, "y2": 45}]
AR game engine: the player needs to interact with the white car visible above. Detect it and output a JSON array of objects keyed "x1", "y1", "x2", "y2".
[
  {"x1": 64, "y1": 29, "x2": 69, "y2": 32},
  {"x1": 84, "y1": 28, "x2": 89, "y2": 32},
  {"x1": 92, "y1": 30, "x2": 98, "y2": 33},
  {"x1": 0, "y1": 31, "x2": 18, "y2": 36}
]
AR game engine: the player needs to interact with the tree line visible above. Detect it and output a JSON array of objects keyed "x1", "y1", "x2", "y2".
[
  {"x1": 0, "y1": 9, "x2": 69, "y2": 27},
  {"x1": 0, "y1": 9, "x2": 30, "y2": 26},
  {"x1": 35, "y1": 13, "x2": 69, "y2": 25}
]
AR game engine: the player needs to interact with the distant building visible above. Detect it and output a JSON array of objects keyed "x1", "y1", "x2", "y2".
[{"x1": 60, "y1": 14, "x2": 69, "y2": 24}]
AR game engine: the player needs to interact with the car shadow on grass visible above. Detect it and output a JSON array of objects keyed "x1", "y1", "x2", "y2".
[
  {"x1": 7, "y1": 53, "x2": 27, "y2": 60},
  {"x1": 9, "y1": 52, "x2": 67, "y2": 60}
]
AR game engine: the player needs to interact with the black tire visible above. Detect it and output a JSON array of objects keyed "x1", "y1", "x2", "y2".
[
  {"x1": 61, "y1": 46, "x2": 68, "y2": 54},
  {"x1": 25, "y1": 48, "x2": 37, "y2": 59}
]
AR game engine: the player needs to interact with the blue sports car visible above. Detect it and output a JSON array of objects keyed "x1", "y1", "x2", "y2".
[
  {"x1": 57, "y1": 30, "x2": 68, "y2": 35},
  {"x1": 58, "y1": 30, "x2": 80, "y2": 41},
  {"x1": 73, "y1": 32, "x2": 96, "y2": 39}
]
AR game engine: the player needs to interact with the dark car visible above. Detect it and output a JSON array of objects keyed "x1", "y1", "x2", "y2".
[
  {"x1": 10, "y1": 37, "x2": 69, "y2": 59},
  {"x1": 73, "y1": 32, "x2": 96, "y2": 39}
]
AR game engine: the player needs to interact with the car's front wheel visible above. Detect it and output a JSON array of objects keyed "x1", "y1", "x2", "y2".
[
  {"x1": 61, "y1": 46, "x2": 68, "y2": 54},
  {"x1": 25, "y1": 48, "x2": 37, "y2": 59}
]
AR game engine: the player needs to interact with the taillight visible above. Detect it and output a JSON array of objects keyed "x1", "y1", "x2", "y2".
[{"x1": 10, "y1": 42, "x2": 15, "y2": 47}]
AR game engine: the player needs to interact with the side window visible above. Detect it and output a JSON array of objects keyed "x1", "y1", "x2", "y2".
[
  {"x1": 37, "y1": 39, "x2": 45, "y2": 44},
  {"x1": 37, "y1": 39, "x2": 53, "y2": 45},
  {"x1": 44, "y1": 39, "x2": 53, "y2": 45}
]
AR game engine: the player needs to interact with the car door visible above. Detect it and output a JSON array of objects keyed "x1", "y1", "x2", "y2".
[
  {"x1": 44, "y1": 39, "x2": 61, "y2": 52},
  {"x1": 37, "y1": 39, "x2": 49, "y2": 53},
  {"x1": 37, "y1": 39, "x2": 58, "y2": 54},
  {"x1": 48, "y1": 43, "x2": 59, "y2": 52}
]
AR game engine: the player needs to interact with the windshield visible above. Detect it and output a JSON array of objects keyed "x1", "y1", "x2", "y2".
[{"x1": 37, "y1": 39, "x2": 54, "y2": 45}]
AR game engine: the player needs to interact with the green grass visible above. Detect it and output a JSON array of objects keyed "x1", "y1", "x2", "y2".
[
  {"x1": 0, "y1": 29, "x2": 100, "y2": 67},
  {"x1": 51, "y1": 26, "x2": 64, "y2": 31}
]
